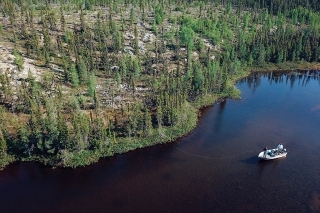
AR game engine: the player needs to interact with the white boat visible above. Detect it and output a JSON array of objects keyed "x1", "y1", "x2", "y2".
[{"x1": 258, "y1": 148, "x2": 287, "y2": 160}]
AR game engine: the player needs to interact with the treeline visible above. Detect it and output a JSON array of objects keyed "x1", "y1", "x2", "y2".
[
  {"x1": 0, "y1": 0, "x2": 319, "y2": 169},
  {"x1": 215, "y1": 0, "x2": 320, "y2": 13},
  {"x1": 233, "y1": 7, "x2": 320, "y2": 65}
]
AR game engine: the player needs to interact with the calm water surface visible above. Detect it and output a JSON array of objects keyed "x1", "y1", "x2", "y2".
[{"x1": 1, "y1": 71, "x2": 320, "y2": 213}]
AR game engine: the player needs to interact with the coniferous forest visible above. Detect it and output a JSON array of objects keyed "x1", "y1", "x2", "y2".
[{"x1": 0, "y1": 0, "x2": 320, "y2": 169}]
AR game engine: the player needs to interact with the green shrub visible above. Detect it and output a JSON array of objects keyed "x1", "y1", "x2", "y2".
[{"x1": 13, "y1": 49, "x2": 24, "y2": 71}]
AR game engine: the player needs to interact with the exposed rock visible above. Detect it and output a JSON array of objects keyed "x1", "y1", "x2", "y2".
[
  {"x1": 142, "y1": 33, "x2": 155, "y2": 43},
  {"x1": 124, "y1": 49, "x2": 134, "y2": 55},
  {"x1": 113, "y1": 95, "x2": 122, "y2": 102},
  {"x1": 138, "y1": 41, "x2": 145, "y2": 53},
  {"x1": 203, "y1": 38, "x2": 214, "y2": 49},
  {"x1": 269, "y1": 26, "x2": 278, "y2": 35},
  {"x1": 124, "y1": 46, "x2": 134, "y2": 51},
  {"x1": 193, "y1": 52, "x2": 199, "y2": 59},
  {"x1": 124, "y1": 32, "x2": 135, "y2": 40},
  {"x1": 137, "y1": 22, "x2": 146, "y2": 28},
  {"x1": 111, "y1": 66, "x2": 119, "y2": 71},
  {"x1": 119, "y1": 83, "x2": 128, "y2": 90}
]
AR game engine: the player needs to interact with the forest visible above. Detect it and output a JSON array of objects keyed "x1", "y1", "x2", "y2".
[{"x1": 0, "y1": 0, "x2": 320, "y2": 169}]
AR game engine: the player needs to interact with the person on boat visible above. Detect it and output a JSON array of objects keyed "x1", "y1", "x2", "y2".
[
  {"x1": 263, "y1": 146, "x2": 268, "y2": 157},
  {"x1": 277, "y1": 143, "x2": 283, "y2": 153}
]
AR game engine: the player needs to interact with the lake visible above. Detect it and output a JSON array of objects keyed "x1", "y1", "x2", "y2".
[{"x1": 1, "y1": 71, "x2": 320, "y2": 213}]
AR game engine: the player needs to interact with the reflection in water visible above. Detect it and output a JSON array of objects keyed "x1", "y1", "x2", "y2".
[
  {"x1": 211, "y1": 98, "x2": 227, "y2": 133},
  {"x1": 220, "y1": 98, "x2": 227, "y2": 108},
  {"x1": 240, "y1": 71, "x2": 320, "y2": 92},
  {"x1": 269, "y1": 71, "x2": 286, "y2": 84},
  {"x1": 239, "y1": 73, "x2": 261, "y2": 93},
  {"x1": 289, "y1": 73, "x2": 297, "y2": 88}
]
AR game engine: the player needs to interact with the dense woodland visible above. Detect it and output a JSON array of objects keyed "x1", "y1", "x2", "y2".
[{"x1": 0, "y1": 0, "x2": 320, "y2": 169}]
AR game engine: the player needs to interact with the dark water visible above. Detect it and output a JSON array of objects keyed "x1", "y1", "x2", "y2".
[{"x1": 1, "y1": 71, "x2": 320, "y2": 213}]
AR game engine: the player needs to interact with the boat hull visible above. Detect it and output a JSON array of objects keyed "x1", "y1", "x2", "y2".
[{"x1": 258, "y1": 151, "x2": 287, "y2": 160}]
